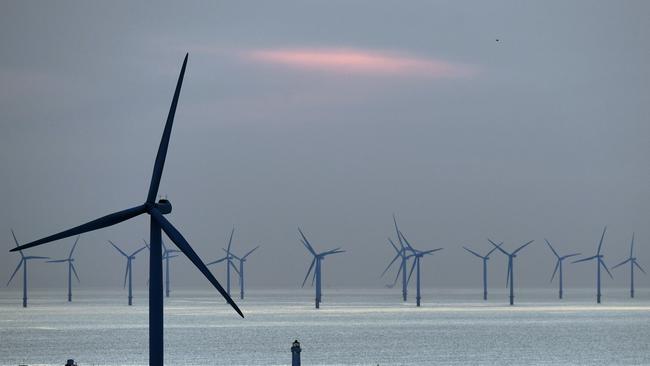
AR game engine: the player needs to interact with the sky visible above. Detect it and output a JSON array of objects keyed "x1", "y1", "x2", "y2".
[{"x1": 1, "y1": 1, "x2": 649, "y2": 292}]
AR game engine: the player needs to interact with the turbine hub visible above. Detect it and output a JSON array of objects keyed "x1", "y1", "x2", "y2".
[{"x1": 155, "y1": 198, "x2": 172, "y2": 214}]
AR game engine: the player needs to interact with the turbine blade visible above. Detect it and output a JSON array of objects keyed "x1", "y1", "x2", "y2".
[
  {"x1": 71, "y1": 263, "x2": 80, "y2": 283},
  {"x1": 561, "y1": 253, "x2": 581, "y2": 260},
  {"x1": 544, "y1": 239, "x2": 560, "y2": 258},
  {"x1": 387, "y1": 238, "x2": 401, "y2": 255},
  {"x1": 597, "y1": 226, "x2": 606, "y2": 255},
  {"x1": 46, "y1": 259, "x2": 68, "y2": 263},
  {"x1": 227, "y1": 227, "x2": 234, "y2": 253},
  {"x1": 380, "y1": 253, "x2": 401, "y2": 278},
  {"x1": 422, "y1": 248, "x2": 443, "y2": 255},
  {"x1": 108, "y1": 240, "x2": 128, "y2": 257},
  {"x1": 630, "y1": 232, "x2": 635, "y2": 258},
  {"x1": 600, "y1": 259, "x2": 614, "y2": 279},
  {"x1": 406, "y1": 258, "x2": 417, "y2": 286},
  {"x1": 11, "y1": 230, "x2": 24, "y2": 258},
  {"x1": 132, "y1": 245, "x2": 148, "y2": 257},
  {"x1": 302, "y1": 258, "x2": 316, "y2": 287},
  {"x1": 463, "y1": 246, "x2": 484, "y2": 259},
  {"x1": 390, "y1": 260, "x2": 404, "y2": 287},
  {"x1": 634, "y1": 261, "x2": 646, "y2": 274},
  {"x1": 612, "y1": 258, "x2": 631, "y2": 269},
  {"x1": 242, "y1": 245, "x2": 260, "y2": 259},
  {"x1": 486, "y1": 242, "x2": 503, "y2": 257},
  {"x1": 68, "y1": 235, "x2": 80, "y2": 259},
  {"x1": 206, "y1": 257, "x2": 228, "y2": 266},
  {"x1": 321, "y1": 248, "x2": 343, "y2": 256},
  {"x1": 229, "y1": 261, "x2": 240, "y2": 276},
  {"x1": 513, "y1": 240, "x2": 534, "y2": 255},
  {"x1": 123, "y1": 262, "x2": 129, "y2": 289},
  {"x1": 506, "y1": 261, "x2": 512, "y2": 288},
  {"x1": 151, "y1": 209, "x2": 243, "y2": 318},
  {"x1": 24, "y1": 256, "x2": 50, "y2": 260},
  {"x1": 223, "y1": 248, "x2": 241, "y2": 261},
  {"x1": 11, "y1": 205, "x2": 147, "y2": 252},
  {"x1": 298, "y1": 228, "x2": 317, "y2": 256},
  {"x1": 550, "y1": 260, "x2": 560, "y2": 282},
  {"x1": 572, "y1": 255, "x2": 597, "y2": 264},
  {"x1": 6, "y1": 260, "x2": 23, "y2": 286},
  {"x1": 488, "y1": 239, "x2": 509, "y2": 255},
  {"x1": 398, "y1": 230, "x2": 415, "y2": 252},
  {"x1": 146, "y1": 53, "x2": 188, "y2": 203}
]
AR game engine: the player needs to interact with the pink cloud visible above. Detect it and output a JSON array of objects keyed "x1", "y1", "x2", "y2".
[{"x1": 246, "y1": 48, "x2": 477, "y2": 78}]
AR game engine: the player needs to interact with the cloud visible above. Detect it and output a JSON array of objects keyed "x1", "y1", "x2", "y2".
[{"x1": 245, "y1": 48, "x2": 478, "y2": 78}]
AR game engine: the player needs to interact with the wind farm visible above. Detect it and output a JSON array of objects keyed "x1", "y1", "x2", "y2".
[{"x1": 2, "y1": 2, "x2": 649, "y2": 365}]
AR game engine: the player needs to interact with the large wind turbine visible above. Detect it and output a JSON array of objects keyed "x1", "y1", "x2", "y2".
[
  {"x1": 226, "y1": 245, "x2": 260, "y2": 300},
  {"x1": 544, "y1": 239, "x2": 580, "y2": 299},
  {"x1": 7, "y1": 230, "x2": 49, "y2": 307},
  {"x1": 47, "y1": 236, "x2": 81, "y2": 302},
  {"x1": 10, "y1": 54, "x2": 243, "y2": 366},
  {"x1": 488, "y1": 239, "x2": 534, "y2": 305},
  {"x1": 399, "y1": 230, "x2": 443, "y2": 307},
  {"x1": 612, "y1": 233, "x2": 645, "y2": 298},
  {"x1": 572, "y1": 227, "x2": 613, "y2": 304},
  {"x1": 109, "y1": 241, "x2": 147, "y2": 305},
  {"x1": 380, "y1": 214, "x2": 410, "y2": 301},
  {"x1": 299, "y1": 228, "x2": 345, "y2": 309},
  {"x1": 463, "y1": 242, "x2": 502, "y2": 300}
]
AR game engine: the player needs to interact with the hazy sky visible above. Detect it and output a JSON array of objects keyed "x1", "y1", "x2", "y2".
[{"x1": 1, "y1": 1, "x2": 649, "y2": 292}]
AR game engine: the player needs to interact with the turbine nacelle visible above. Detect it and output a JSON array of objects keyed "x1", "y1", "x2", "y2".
[{"x1": 153, "y1": 199, "x2": 172, "y2": 214}]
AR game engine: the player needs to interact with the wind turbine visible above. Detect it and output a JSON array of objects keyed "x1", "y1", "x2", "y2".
[
  {"x1": 206, "y1": 228, "x2": 239, "y2": 298},
  {"x1": 299, "y1": 228, "x2": 345, "y2": 309},
  {"x1": 544, "y1": 239, "x2": 580, "y2": 299},
  {"x1": 109, "y1": 241, "x2": 147, "y2": 305},
  {"x1": 462, "y1": 242, "x2": 502, "y2": 300},
  {"x1": 10, "y1": 54, "x2": 243, "y2": 366},
  {"x1": 399, "y1": 230, "x2": 443, "y2": 307},
  {"x1": 47, "y1": 236, "x2": 81, "y2": 302},
  {"x1": 161, "y1": 239, "x2": 180, "y2": 297},
  {"x1": 380, "y1": 214, "x2": 410, "y2": 301},
  {"x1": 612, "y1": 233, "x2": 645, "y2": 298},
  {"x1": 7, "y1": 230, "x2": 49, "y2": 307},
  {"x1": 488, "y1": 238, "x2": 534, "y2": 305},
  {"x1": 226, "y1": 245, "x2": 260, "y2": 300},
  {"x1": 572, "y1": 226, "x2": 613, "y2": 304}
]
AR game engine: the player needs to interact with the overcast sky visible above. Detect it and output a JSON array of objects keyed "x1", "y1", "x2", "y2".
[{"x1": 1, "y1": 1, "x2": 649, "y2": 293}]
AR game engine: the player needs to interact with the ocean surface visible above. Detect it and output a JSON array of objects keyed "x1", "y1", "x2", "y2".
[{"x1": 1, "y1": 287, "x2": 649, "y2": 365}]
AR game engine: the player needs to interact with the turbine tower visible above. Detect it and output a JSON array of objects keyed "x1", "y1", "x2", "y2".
[
  {"x1": 10, "y1": 54, "x2": 243, "y2": 366},
  {"x1": 399, "y1": 230, "x2": 442, "y2": 307},
  {"x1": 544, "y1": 239, "x2": 580, "y2": 299},
  {"x1": 488, "y1": 239, "x2": 534, "y2": 305},
  {"x1": 227, "y1": 245, "x2": 260, "y2": 300},
  {"x1": 463, "y1": 242, "x2": 502, "y2": 300},
  {"x1": 109, "y1": 241, "x2": 148, "y2": 305},
  {"x1": 7, "y1": 230, "x2": 49, "y2": 307},
  {"x1": 161, "y1": 239, "x2": 180, "y2": 297},
  {"x1": 612, "y1": 233, "x2": 646, "y2": 298},
  {"x1": 572, "y1": 226, "x2": 613, "y2": 304},
  {"x1": 299, "y1": 228, "x2": 345, "y2": 309},
  {"x1": 47, "y1": 236, "x2": 81, "y2": 302}
]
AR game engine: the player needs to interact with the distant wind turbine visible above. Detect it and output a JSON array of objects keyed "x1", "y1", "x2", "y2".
[
  {"x1": 400, "y1": 230, "x2": 443, "y2": 307},
  {"x1": 380, "y1": 214, "x2": 410, "y2": 301},
  {"x1": 299, "y1": 228, "x2": 345, "y2": 309},
  {"x1": 572, "y1": 227, "x2": 613, "y2": 304},
  {"x1": 206, "y1": 228, "x2": 239, "y2": 298},
  {"x1": 161, "y1": 239, "x2": 180, "y2": 298},
  {"x1": 488, "y1": 239, "x2": 534, "y2": 305},
  {"x1": 544, "y1": 239, "x2": 580, "y2": 299},
  {"x1": 10, "y1": 54, "x2": 243, "y2": 366},
  {"x1": 47, "y1": 236, "x2": 81, "y2": 302},
  {"x1": 226, "y1": 245, "x2": 260, "y2": 300},
  {"x1": 109, "y1": 241, "x2": 148, "y2": 305},
  {"x1": 612, "y1": 233, "x2": 645, "y2": 298},
  {"x1": 463, "y1": 242, "x2": 502, "y2": 300},
  {"x1": 7, "y1": 230, "x2": 49, "y2": 307}
]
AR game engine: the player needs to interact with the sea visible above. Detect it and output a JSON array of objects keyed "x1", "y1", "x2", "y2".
[{"x1": 1, "y1": 287, "x2": 649, "y2": 365}]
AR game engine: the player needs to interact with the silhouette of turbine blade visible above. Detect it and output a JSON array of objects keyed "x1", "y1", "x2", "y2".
[
  {"x1": 421, "y1": 248, "x2": 443, "y2": 255},
  {"x1": 506, "y1": 261, "x2": 512, "y2": 288},
  {"x1": 390, "y1": 259, "x2": 403, "y2": 287},
  {"x1": 132, "y1": 245, "x2": 148, "y2": 257},
  {"x1": 226, "y1": 227, "x2": 234, "y2": 253},
  {"x1": 302, "y1": 258, "x2": 315, "y2": 287},
  {"x1": 6, "y1": 259, "x2": 23, "y2": 286},
  {"x1": 488, "y1": 239, "x2": 509, "y2": 255},
  {"x1": 381, "y1": 252, "x2": 401, "y2": 278},
  {"x1": 600, "y1": 259, "x2": 614, "y2": 279},
  {"x1": 109, "y1": 240, "x2": 128, "y2": 257},
  {"x1": 463, "y1": 246, "x2": 484, "y2": 259},
  {"x1": 229, "y1": 261, "x2": 240, "y2": 276},
  {"x1": 612, "y1": 258, "x2": 631, "y2": 269},
  {"x1": 151, "y1": 209, "x2": 243, "y2": 318},
  {"x1": 146, "y1": 53, "x2": 188, "y2": 203},
  {"x1": 486, "y1": 242, "x2": 503, "y2": 257},
  {"x1": 634, "y1": 261, "x2": 646, "y2": 274},
  {"x1": 123, "y1": 262, "x2": 130, "y2": 288},
  {"x1": 206, "y1": 257, "x2": 227, "y2": 266},
  {"x1": 572, "y1": 255, "x2": 597, "y2": 264},
  {"x1": 406, "y1": 258, "x2": 417, "y2": 286},
  {"x1": 298, "y1": 228, "x2": 317, "y2": 256},
  {"x1": 630, "y1": 233, "x2": 634, "y2": 257},
  {"x1": 11, "y1": 230, "x2": 24, "y2": 258},
  {"x1": 550, "y1": 260, "x2": 560, "y2": 282},
  {"x1": 11, "y1": 205, "x2": 147, "y2": 252},
  {"x1": 71, "y1": 263, "x2": 80, "y2": 283},
  {"x1": 68, "y1": 236, "x2": 80, "y2": 259},
  {"x1": 544, "y1": 239, "x2": 560, "y2": 258},
  {"x1": 242, "y1": 245, "x2": 260, "y2": 259},
  {"x1": 47, "y1": 259, "x2": 68, "y2": 263},
  {"x1": 597, "y1": 226, "x2": 607, "y2": 255},
  {"x1": 513, "y1": 240, "x2": 534, "y2": 255},
  {"x1": 223, "y1": 248, "x2": 241, "y2": 261}
]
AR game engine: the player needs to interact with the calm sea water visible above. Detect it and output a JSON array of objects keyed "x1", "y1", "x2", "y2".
[{"x1": 0, "y1": 287, "x2": 648, "y2": 365}]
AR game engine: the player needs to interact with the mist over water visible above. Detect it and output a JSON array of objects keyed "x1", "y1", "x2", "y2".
[{"x1": 1, "y1": 288, "x2": 649, "y2": 365}]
